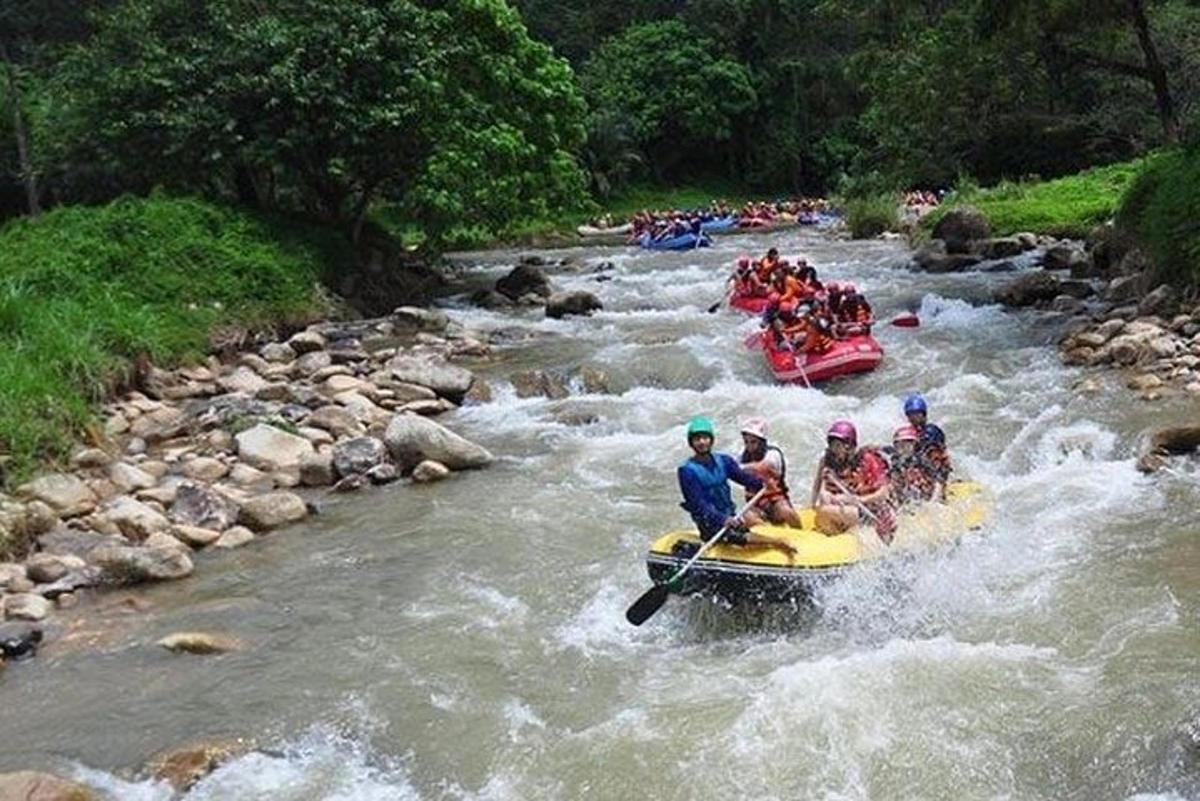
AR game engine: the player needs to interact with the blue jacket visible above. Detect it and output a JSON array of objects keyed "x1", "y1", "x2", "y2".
[{"x1": 678, "y1": 453, "x2": 764, "y2": 536}]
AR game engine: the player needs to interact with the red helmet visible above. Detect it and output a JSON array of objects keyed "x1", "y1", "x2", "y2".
[
  {"x1": 893, "y1": 425, "x2": 920, "y2": 442},
  {"x1": 736, "y1": 256, "x2": 750, "y2": 269},
  {"x1": 827, "y1": 420, "x2": 857, "y2": 445}
]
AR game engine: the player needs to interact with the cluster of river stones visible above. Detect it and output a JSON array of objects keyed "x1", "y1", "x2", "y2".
[{"x1": 0, "y1": 306, "x2": 503, "y2": 669}]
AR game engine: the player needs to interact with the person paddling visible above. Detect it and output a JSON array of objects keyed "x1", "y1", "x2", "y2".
[
  {"x1": 738, "y1": 417, "x2": 804, "y2": 528},
  {"x1": 809, "y1": 421, "x2": 896, "y2": 541},
  {"x1": 678, "y1": 417, "x2": 797, "y2": 557},
  {"x1": 903, "y1": 394, "x2": 952, "y2": 494}
]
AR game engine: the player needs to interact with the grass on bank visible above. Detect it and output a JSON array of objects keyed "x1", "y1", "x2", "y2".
[
  {"x1": 0, "y1": 194, "x2": 350, "y2": 487},
  {"x1": 922, "y1": 158, "x2": 1152, "y2": 239},
  {"x1": 1116, "y1": 146, "x2": 1200, "y2": 287}
]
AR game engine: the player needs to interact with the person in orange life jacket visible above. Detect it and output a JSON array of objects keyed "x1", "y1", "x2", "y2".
[
  {"x1": 761, "y1": 247, "x2": 781, "y2": 275},
  {"x1": 884, "y1": 425, "x2": 941, "y2": 503},
  {"x1": 809, "y1": 420, "x2": 897, "y2": 540},
  {"x1": 738, "y1": 417, "x2": 804, "y2": 527},
  {"x1": 903, "y1": 393, "x2": 951, "y2": 493},
  {"x1": 834, "y1": 292, "x2": 875, "y2": 338},
  {"x1": 678, "y1": 417, "x2": 798, "y2": 556},
  {"x1": 777, "y1": 301, "x2": 834, "y2": 354}
]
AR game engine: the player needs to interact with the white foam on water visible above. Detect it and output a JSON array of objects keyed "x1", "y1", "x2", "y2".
[{"x1": 918, "y1": 293, "x2": 1015, "y2": 331}]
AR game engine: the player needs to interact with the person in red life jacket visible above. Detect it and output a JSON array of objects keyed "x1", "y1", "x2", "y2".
[
  {"x1": 738, "y1": 417, "x2": 804, "y2": 527},
  {"x1": 796, "y1": 264, "x2": 823, "y2": 298},
  {"x1": 885, "y1": 425, "x2": 941, "y2": 504},
  {"x1": 678, "y1": 417, "x2": 797, "y2": 556},
  {"x1": 809, "y1": 420, "x2": 897, "y2": 541},
  {"x1": 902, "y1": 394, "x2": 951, "y2": 498}
]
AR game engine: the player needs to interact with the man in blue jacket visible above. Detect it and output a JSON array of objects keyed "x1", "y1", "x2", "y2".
[{"x1": 678, "y1": 416, "x2": 797, "y2": 556}]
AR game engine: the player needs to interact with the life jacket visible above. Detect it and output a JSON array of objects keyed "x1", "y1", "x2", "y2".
[
  {"x1": 785, "y1": 315, "x2": 833, "y2": 354},
  {"x1": 824, "y1": 447, "x2": 888, "y2": 496},
  {"x1": 887, "y1": 452, "x2": 938, "y2": 503},
  {"x1": 740, "y1": 445, "x2": 789, "y2": 504},
  {"x1": 679, "y1": 456, "x2": 735, "y2": 519}
]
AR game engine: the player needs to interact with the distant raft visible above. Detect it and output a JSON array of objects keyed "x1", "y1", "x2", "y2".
[{"x1": 646, "y1": 481, "x2": 989, "y2": 605}]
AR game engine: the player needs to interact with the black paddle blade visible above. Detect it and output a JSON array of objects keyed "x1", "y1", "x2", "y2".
[
  {"x1": 625, "y1": 583, "x2": 671, "y2": 626},
  {"x1": 706, "y1": 301, "x2": 722, "y2": 314}
]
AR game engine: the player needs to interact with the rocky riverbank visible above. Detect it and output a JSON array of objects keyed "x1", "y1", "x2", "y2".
[{"x1": 0, "y1": 305, "x2": 498, "y2": 670}]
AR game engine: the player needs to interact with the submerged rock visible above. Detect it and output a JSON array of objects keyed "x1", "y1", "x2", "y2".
[{"x1": 0, "y1": 771, "x2": 98, "y2": 801}]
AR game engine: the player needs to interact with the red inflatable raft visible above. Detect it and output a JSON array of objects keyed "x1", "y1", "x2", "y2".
[
  {"x1": 729, "y1": 291, "x2": 771, "y2": 314},
  {"x1": 762, "y1": 334, "x2": 884, "y2": 384}
]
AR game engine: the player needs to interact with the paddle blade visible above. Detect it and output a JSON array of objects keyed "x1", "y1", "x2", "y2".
[
  {"x1": 891, "y1": 313, "x2": 920, "y2": 328},
  {"x1": 625, "y1": 583, "x2": 671, "y2": 626},
  {"x1": 743, "y1": 331, "x2": 764, "y2": 350},
  {"x1": 707, "y1": 300, "x2": 723, "y2": 314}
]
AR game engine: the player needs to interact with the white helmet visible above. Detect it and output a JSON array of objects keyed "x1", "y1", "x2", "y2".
[{"x1": 740, "y1": 417, "x2": 768, "y2": 440}]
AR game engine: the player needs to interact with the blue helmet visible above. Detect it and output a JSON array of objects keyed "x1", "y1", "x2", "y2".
[{"x1": 904, "y1": 394, "x2": 928, "y2": 415}]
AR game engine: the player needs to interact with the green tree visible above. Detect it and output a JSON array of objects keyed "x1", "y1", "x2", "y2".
[
  {"x1": 580, "y1": 20, "x2": 756, "y2": 180},
  {"x1": 58, "y1": 0, "x2": 587, "y2": 243}
]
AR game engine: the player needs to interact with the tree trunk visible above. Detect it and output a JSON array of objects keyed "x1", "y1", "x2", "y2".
[
  {"x1": 1126, "y1": 0, "x2": 1180, "y2": 143},
  {"x1": 0, "y1": 40, "x2": 40, "y2": 216}
]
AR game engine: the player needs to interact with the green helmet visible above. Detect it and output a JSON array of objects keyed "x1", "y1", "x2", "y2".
[{"x1": 686, "y1": 416, "x2": 716, "y2": 440}]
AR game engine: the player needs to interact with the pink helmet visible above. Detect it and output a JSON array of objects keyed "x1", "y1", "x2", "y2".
[
  {"x1": 740, "y1": 417, "x2": 768, "y2": 440},
  {"x1": 893, "y1": 425, "x2": 920, "y2": 442},
  {"x1": 826, "y1": 281, "x2": 841, "y2": 293},
  {"x1": 736, "y1": 256, "x2": 751, "y2": 269},
  {"x1": 827, "y1": 420, "x2": 857, "y2": 445}
]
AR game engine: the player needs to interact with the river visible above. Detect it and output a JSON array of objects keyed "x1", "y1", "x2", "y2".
[{"x1": 2, "y1": 229, "x2": 1199, "y2": 800}]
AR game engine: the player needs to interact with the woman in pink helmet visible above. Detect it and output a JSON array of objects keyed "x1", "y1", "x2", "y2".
[
  {"x1": 738, "y1": 417, "x2": 804, "y2": 528},
  {"x1": 810, "y1": 420, "x2": 896, "y2": 541}
]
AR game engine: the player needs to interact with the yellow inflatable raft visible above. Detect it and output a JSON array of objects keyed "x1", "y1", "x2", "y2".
[{"x1": 646, "y1": 481, "x2": 990, "y2": 604}]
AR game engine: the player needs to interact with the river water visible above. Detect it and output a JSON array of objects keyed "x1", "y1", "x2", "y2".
[{"x1": 3, "y1": 230, "x2": 1200, "y2": 800}]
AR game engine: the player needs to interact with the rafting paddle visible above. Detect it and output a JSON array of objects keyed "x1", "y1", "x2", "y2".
[
  {"x1": 891, "y1": 312, "x2": 920, "y2": 328},
  {"x1": 823, "y1": 473, "x2": 893, "y2": 545},
  {"x1": 625, "y1": 488, "x2": 766, "y2": 626}
]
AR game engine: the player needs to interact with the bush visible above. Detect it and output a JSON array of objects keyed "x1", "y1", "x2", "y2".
[
  {"x1": 844, "y1": 193, "x2": 899, "y2": 238},
  {"x1": 1117, "y1": 147, "x2": 1200, "y2": 287},
  {"x1": 0, "y1": 195, "x2": 348, "y2": 480},
  {"x1": 922, "y1": 158, "x2": 1147, "y2": 239}
]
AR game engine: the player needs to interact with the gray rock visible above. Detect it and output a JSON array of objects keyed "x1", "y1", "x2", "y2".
[
  {"x1": 170, "y1": 524, "x2": 222, "y2": 547},
  {"x1": 912, "y1": 240, "x2": 981, "y2": 273},
  {"x1": 157, "y1": 631, "x2": 242, "y2": 655},
  {"x1": 332, "y1": 474, "x2": 368, "y2": 493},
  {"x1": 0, "y1": 772, "x2": 98, "y2": 801},
  {"x1": 332, "y1": 437, "x2": 387, "y2": 478},
  {"x1": 512, "y1": 370, "x2": 570, "y2": 399},
  {"x1": 387, "y1": 356, "x2": 474, "y2": 401},
  {"x1": 366, "y1": 463, "x2": 399, "y2": 484},
  {"x1": 109, "y1": 462, "x2": 157, "y2": 493},
  {"x1": 89, "y1": 544, "x2": 194, "y2": 583},
  {"x1": 16, "y1": 474, "x2": 97, "y2": 518},
  {"x1": 4, "y1": 593, "x2": 52, "y2": 621},
  {"x1": 170, "y1": 483, "x2": 240, "y2": 531},
  {"x1": 305, "y1": 405, "x2": 365, "y2": 438},
  {"x1": 384, "y1": 413, "x2": 493, "y2": 472},
  {"x1": 213, "y1": 526, "x2": 255, "y2": 549},
  {"x1": 287, "y1": 330, "x2": 327, "y2": 355},
  {"x1": 25, "y1": 554, "x2": 68, "y2": 584},
  {"x1": 296, "y1": 426, "x2": 335, "y2": 446},
  {"x1": 70, "y1": 448, "x2": 113, "y2": 469},
  {"x1": 0, "y1": 563, "x2": 27, "y2": 590},
  {"x1": 411, "y1": 460, "x2": 451, "y2": 483},
  {"x1": 294, "y1": 350, "x2": 334, "y2": 376},
  {"x1": 299, "y1": 452, "x2": 336, "y2": 487},
  {"x1": 545, "y1": 291, "x2": 603, "y2": 319},
  {"x1": 471, "y1": 289, "x2": 514, "y2": 309},
  {"x1": 0, "y1": 621, "x2": 43, "y2": 659},
  {"x1": 180, "y1": 456, "x2": 230, "y2": 483},
  {"x1": 579, "y1": 366, "x2": 610, "y2": 394},
  {"x1": 982, "y1": 238, "x2": 1024, "y2": 260},
  {"x1": 260, "y1": 342, "x2": 296, "y2": 363},
  {"x1": 931, "y1": 206, "x2": 991, "y2": 253},
  {"x1": 238, "y1": 492, "x2": 308, "y2": 531},
  {"x1": 129, "y1": 407, "x2": 188, "y2": 442},
  {"x1": 1041, "y1": 244, "x2": 1083, "y2": 271},
  {"x1": 997, "y1": 272, "x2": 1062, "y2": 307},
  {"x1": 218, "y1": 366, "x2": 270, "y2": 395},
  {"x1": 105, "y1": 496, "x2": 170, "y2": 539},
  {"x1": 496, "y1": 263, "x2": 552, "y2": 300},
  {"x1": 1138, "y1": 284, "x2": 1176, "y2": 318},
  {"x1": 37, "y1": 526, "x2": 122, "y2": 559},
  {"x1": 235, "y1": 423, "x2": 314, "y2": 471},
  {"x1": 392, "y1": 306, "x2": 450, "y2": 332}
]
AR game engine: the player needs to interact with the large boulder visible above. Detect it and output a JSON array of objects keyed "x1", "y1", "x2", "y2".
[
  {"x1": 931, "y1": 206, "x2": 991, "y2": 253},
  {"x1": 88, "y1": 544, "x2": 194, "y2": 583},
  {"x1": 392, "y1": 306, "x2": 450, "y2": 333},
  {"x1": 511, "y1": 369, "x2": 570, "y2": 399},
  {"x1": 305, "y1": 405, "x2": 365, "y2": 439},
  {"x1": 911, "y1": 240, "x2": 981, "y2": 273},
  {"x1": 997, "y1": 272, "x2": 1063, "y2": 307},
  {"x1": 16, "y1": 474, "x2": 97, "y2": 518},
  {"x1": 36, "y1": 526, "x2": 122, "y2": 559},
  {"x1": 129, "y1": 406, "x2": 188, "y2": 442},
  {"x1": 170, "y1": 483, "x2": 240, "y2": 531},
  {"x1": 0, "y1": 771, "x2": 99, "y2": 801},
  {"x1": 495, "y1": 263, "x2": 552, "y2": 300},
  {"x1": 238, "y1": 492, "x2": 308, "y2": 531},
  {"x1": 234, "y1": 424, "x2": 314, "y2": 472},
  {"x1": 1138, "y1": 284, "x2": 1177, "y2": 318},
  {"x1": 299, "y1": 453, "x2": 336, "y2": 487},
  {"x1": 545, "y1": 291, "x2": 603, "y2": 319},
  {"x1": 384, "y1": 414, "x2": 493, "y2": 472},
  {"x1": 387, "y1": 356, "x2": 473, "y2": 402},
  {"x1": 332, "y1": 437, "x2": 387, "y2": 478},
  {"x1": 982, "y1": 238, "x2": 1025, "y2": 260},
  {"x1": 4, "y1": 593, "x2": 52, "y2": 622}
]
